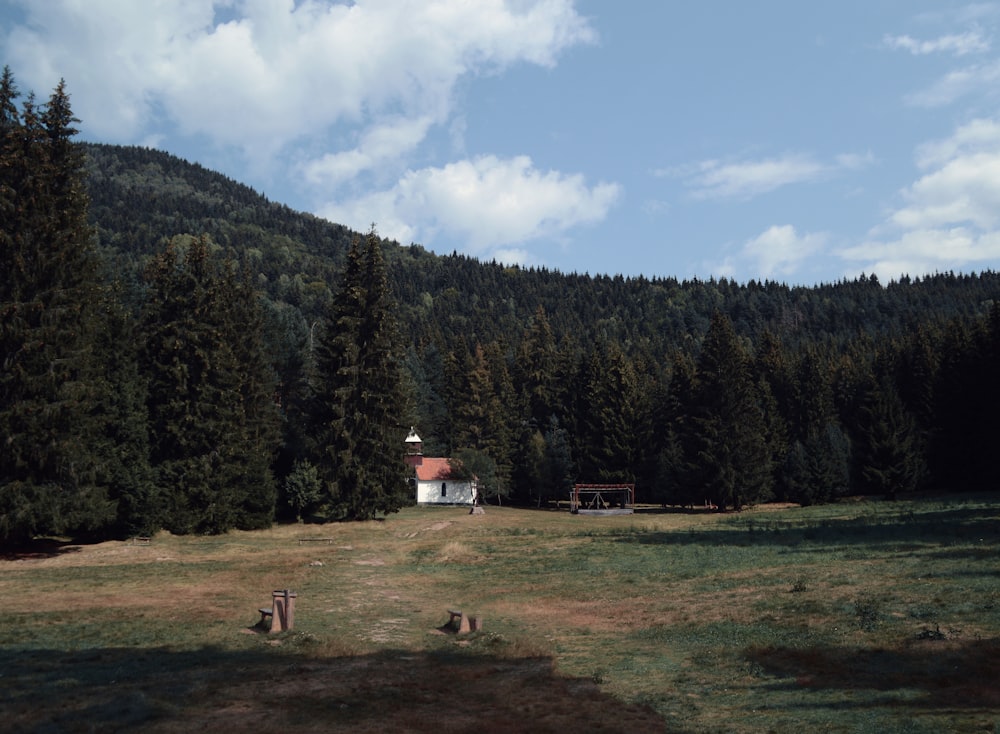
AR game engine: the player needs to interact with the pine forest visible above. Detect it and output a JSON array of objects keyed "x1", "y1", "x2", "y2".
[{"x1": 3, "y1": 70, "x2": 1000, "y2": 542}]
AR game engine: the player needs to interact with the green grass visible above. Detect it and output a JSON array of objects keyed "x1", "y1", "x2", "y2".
[{"x1": 3, "y1": 495, "x2": 999, "y2": 732}]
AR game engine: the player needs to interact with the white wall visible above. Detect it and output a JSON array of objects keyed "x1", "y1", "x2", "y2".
[{"x1": 416, "y1": 479, "x2": 476, "y2": 505}]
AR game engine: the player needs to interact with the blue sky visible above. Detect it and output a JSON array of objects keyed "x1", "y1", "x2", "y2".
[{"x1": 4, "y1": 1, "x2": 1000, "y2": 285}]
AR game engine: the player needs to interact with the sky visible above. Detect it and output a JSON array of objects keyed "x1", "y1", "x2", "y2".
[{"x1": 4, "y1": 1, "x2": 1000, "y2": 285}]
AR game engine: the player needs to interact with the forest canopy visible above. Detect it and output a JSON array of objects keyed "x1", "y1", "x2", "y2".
[{"x1": 3, "y1": 70, "x2": 1000, "y2": 541}]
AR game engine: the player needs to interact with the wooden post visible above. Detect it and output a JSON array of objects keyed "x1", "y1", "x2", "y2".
[{"x1": 270, "y1": 589, "x2": 297, "y2": 633}]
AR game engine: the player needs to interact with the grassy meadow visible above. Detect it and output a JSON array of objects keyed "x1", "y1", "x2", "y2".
[{"x1": 3, "y1": 495, "x2": 999, "y2": 733}]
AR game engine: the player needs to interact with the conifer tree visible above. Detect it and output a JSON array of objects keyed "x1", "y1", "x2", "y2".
[
  {"x1": 517, "y1": 305, "x2": 558, "y2": 425},
  {"x1": 93, "y1": 281, "x2": 157, "y2": 536},
  {"x1": 688, "y1": 312, "x2": 772, "y2": 510},
  {"x1": 578, "y1": 341, "x2": 646, "y2": 485},
  {"x1": 657, "y1": 351, "x2": 698, "y2": 507},
  {"x1": 454, "y1": 343, "x2": 495, "y2": 451},
  {"x1": 142, "y1": 235, "x2": 278, "y2": 533},
  {"x1": 540, "y1": 415, "x2": 575, "y2": 504},
  {"x1": 855, "y1": 376, "x2": 923, "y2": 500},
  {"x1": 226, "y1": 260, "x2": 282, "y2": 528},
  {"x1": 0, "y1": 72, "x2": 113, "y2": 541},
  {"x1": 483, "y1": 340, "x2": 516, "y2": 494},
  {"x1": 310, "y1": 228, "x2": 408, "y2": 520}
]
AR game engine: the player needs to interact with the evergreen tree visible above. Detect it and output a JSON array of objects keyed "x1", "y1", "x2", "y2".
[
  {"x1": 309, "y1": 228, "x2": 408, "y2": 520},
  {"x1": 790, "y1": 346, "x2": 836, "y2": 440},
  {"x1": 226, "y1": 261, "x2": 282, "y2": 528},
  {"x1": 516, "y1": 305, "x2": 558, "y2": 426},
  {"x1": 688, "y1": 312, "x2": 772, "y2": 510},
  {"x1": 578, "y1": 341, "x2": 646, "y2": 485},
  {"x1": 402, "y1": 342, "x2": 449, "y2": 456},
  {"x1": 928, "y1": 318, "x2": 983, "y2": 490},
  {"x1": 482, "y1": 340, "x2": 516, "y2": 498},
  {"x1": 94, "y1": 281, "x2": 157, "y2": 536},
  {"x1": 0, "y1": 73, "x2": 113, "y2": 541},
  {"x1": 783, "y1": 423, "x2": 851, "y2": 505},
  {"x1": 539, "y1": 415, "x2": 575, "y2": 505},
  {"x1": 657, "y1": 351, "x2": 698, "y2": 507},
  {"x1": 452, "y1": 341, "x2": 515, "y2": 493},
  {"x1": 142, "y1": 235, "x2": 278, "y2": 533},
  {"x1": 454, "y1": 343, "x2": 498, "y2": 451},
  {"x1": 855, "y1": 376, "x2": 923, "y2": 500}
]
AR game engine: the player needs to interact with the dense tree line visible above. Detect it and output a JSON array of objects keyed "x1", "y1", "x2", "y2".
[
  {"x1": 4, "y1": 70, "x2": 1000, "y2": 542},
  {"x1": 1, "y1": 69, "x2": 119, "y2": 540}
]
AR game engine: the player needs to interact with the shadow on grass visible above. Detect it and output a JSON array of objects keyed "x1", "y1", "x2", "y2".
[
  {"x1": 745, "y1": 638, "x2": 1000, "y2": 710},
  {"x1": 0, "y1": 643, "x2": 671, "y2": 733},
  {"x1": 0, "y1": 538, "x2": 83, "y2": 561},
  {"x1": 622, "y1": 505, "x2": 1000, "y2": 551}
]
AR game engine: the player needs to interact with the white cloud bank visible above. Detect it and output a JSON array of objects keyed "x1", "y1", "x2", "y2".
[
  {"x1": 661, "y1": 152, "x2": 872, "y2": 201},
  {"x1": 4, "y1": 0, "x2": 593, "y2": 152},
  {"x1": 733, "y1": 119, "x2": 1000, "y2": 284},
  {"x1": 708, "y1": 225, "x2": 828, "y2": 283},
  {"x1": 2, "y1": 0, "x2": 615, "y2": 259},
  {"x1": 706, "y1": 116, "x2": 1000, "y2": 283},
  {"x1": 843, "y1": 118, "x2": 1000, "y2": 280},
  {"x1": 743, "y1": 225, "x2": 828, "y2": 280},
  {"x1": 883, "y1": 31, "x2": 990, "y2": 56},
  {"x1": 320, "y1": 155, "x2": 621, "y2": 258}
]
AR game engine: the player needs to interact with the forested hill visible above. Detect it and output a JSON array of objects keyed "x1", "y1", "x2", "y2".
[
  {"x1": 79, "y1": 141, "x2": 1000, "y2": 517},
  {"x1": 84, "y1": 143, "x2": 999, "y2": 358},
  {"x1": 12, "y1": 76, "x2": 1000, "y2": 546}
]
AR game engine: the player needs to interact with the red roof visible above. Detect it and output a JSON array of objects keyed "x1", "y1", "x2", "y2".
[{"x1": 414, "y1": 457, "x2": 454, "y2": 481}]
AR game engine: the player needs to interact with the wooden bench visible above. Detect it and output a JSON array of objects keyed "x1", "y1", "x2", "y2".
[{"x1": 257, "y1": 590, "x2": 297, "y2": 632}]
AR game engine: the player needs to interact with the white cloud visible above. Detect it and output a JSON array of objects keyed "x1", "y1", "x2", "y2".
[
  {"x1": 742, "y1": 225, "x2": 828, "y2": 279},
  {"x1": 703, "y1": 224, "x2": 829, "y2": 283},
  {"x1": 914, "y1": 117, "x2": 1000, "y2": 167},
  {"x1": 845, "y1": 118, "x2": 1000, "y2": 280},
  {"x1": 891, "y1": 120, "x2": 1000, "y2": 231},
  {"x1": 3, "y1": 0, "x2": 595, "y2": 155},
  {"x1": 665, "y1": 152, "x2": 868, "y2": 201},
  {"x1": 319, "y1": 154, "x2": 621, "y2": 253},
  {"x1": 2, "y1": 0, "x2": 615, "y2": 262},
  {"x1": 842, "y1": 227, "x2": 1000, "y2": 282},
  {"x1": 836, "y1": 151, "x2": 876, "y2": 170},
  {"x1": 490, "y1": 247, "x2": 539, "y2": 268},
  {"x1": 905, "y1": 59, "x2": 1000, "y2": 107},
  {"x1": 302, "y1": 116, "x2": 436, "y2": 186},
  {"x1": 883, "y1": 31, "x2": 990, "y2": 56}
]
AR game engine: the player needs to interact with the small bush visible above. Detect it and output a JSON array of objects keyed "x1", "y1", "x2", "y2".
[{"x1": 284, "y1": 460, "x2": 322, "y2": 521}]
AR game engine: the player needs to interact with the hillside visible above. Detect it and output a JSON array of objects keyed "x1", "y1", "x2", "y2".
[
  {"x1": 84, "y1": 143, "x2": 1000, "y2": 356},
  {"x1": 79, "y1": 142, "x2": 1000, "y2": 514}
]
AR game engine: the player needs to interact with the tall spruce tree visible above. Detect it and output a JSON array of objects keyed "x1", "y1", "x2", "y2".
[
  {"x1": 0, "y1": 72, "x2": 114, "y2": 541},
  {"x1": 142, "y1": 235, "x2": 279, "y2": 533},
  {"x1": 540, "y1": 415, "x2": 575, "y2": 504},
  {"x1": 688, "y1": 312, "x2": 772, "y2": 510},
  {"x1": 658, "y1": 351, "x2": 698, "y2": 507},
  {"x1": 310, "y1": 228, "x2": 408, "y2": 520},
  {"x1": 517, "y1": 306, "x2": 558, "y2": 426},
  {"x1": 93, "y1": 281, "x2": 157, "y2": 536},
  {"x1": 578, "y1": 341, "x2": 647, "y2": 485},
  {"x1": 855, "y1": 376, "x2": 923, "y2": 500}
]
